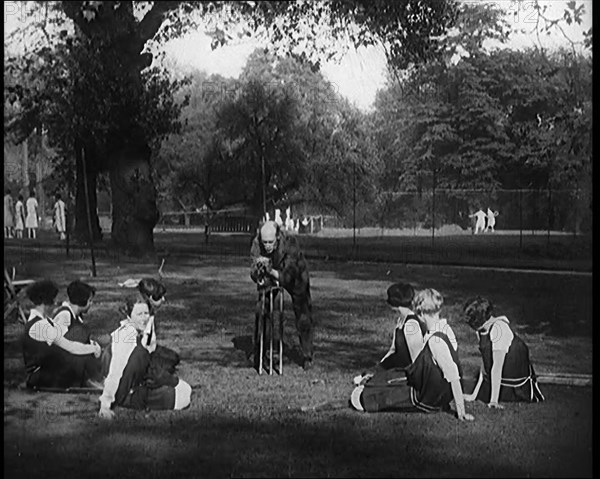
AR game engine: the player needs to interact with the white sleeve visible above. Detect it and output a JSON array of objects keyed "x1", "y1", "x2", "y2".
[
  {"x1": 440, "y1": 323, "x2": 458, "y2": 351},
  {"x1": 99, "y1": 326, "x2": 138, "y2": 410},
  {"x1": 52, "y1": 311, "x2": 72, "y2": 337},
  {"x1": 28, "y1": 320, "x2": 62, "y2": 346},
  {"x1": 490, "y1": 321, "x2": 514, "y2": 352},
  {"x1": 428, "y1": 336, "x2": 460, "y2": 383}
]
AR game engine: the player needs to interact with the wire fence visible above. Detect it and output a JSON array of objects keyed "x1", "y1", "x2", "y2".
[
  {"x1": 146, "y1": 189, "x2": 590, "y2": 239},
  {"x1": 319, "y1": 189, "x2": 590, "y2": 237},
  {"x1": 10, "y1": 187, "x2": 589, "y2": 269},
  {"x1": 36, "y1": 187, "x2": 584, "y2": 258}
]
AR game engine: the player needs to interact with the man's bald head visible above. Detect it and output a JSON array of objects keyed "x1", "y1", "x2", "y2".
[{"x1": 260, "y1": 221, "x2": 278, "y2": 253}]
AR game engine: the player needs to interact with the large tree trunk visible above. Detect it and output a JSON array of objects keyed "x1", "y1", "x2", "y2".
[
  {"x1": 73, "y1": 146, "x2": 102, "y2": 242},
  {"x1": 60, "y1": 2, "x2": 183, "y2": 256},
  {"x1": 109, "y1": 142, "x2": 159, "y2": 257}
]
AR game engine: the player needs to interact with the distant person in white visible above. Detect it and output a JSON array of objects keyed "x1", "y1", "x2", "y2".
[
  {"x1": 53, "y1": 193, "x2": 67, "y2": 240},
  {"x1": 274, "y1": 208, "x2": 283, "y2": 227},
  {"x1": 469, "y1": 209, "x2": 487, "y2": 235},
  {"x1": 4, "y1": 189, "x2": 14, "y2": 239},
  {"x1": 485, "y1": 208, "x2": 498, "y2": 232},
  {"x1": 14, "y1": 194, "x2": 26, "y2": 239},
  {"x1": 285, "y1": 206, "x2": 294, "y2": 231},
  {"x1": 25, "y1": 190, "x2": 39, "y2": 239}
]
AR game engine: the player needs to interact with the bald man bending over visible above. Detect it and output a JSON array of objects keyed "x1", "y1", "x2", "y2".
[{"x1": 250, "y1": 221, "x2": 314, "y2": 370}]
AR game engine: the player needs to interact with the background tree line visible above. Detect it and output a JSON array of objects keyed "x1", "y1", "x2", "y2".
[
  {"x1": 153, "y1": 38, "x2": 591, "y2": 233},
  {"x1": 4, "y1": 1, "x2": 592, "y2": 257}
]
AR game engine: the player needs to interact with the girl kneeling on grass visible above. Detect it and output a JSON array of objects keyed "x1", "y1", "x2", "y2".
[
  {"x1": 98, "y1": 295, "x2": 192, "y2": 419},
  {"x1": 350, "y1": 288, "x2": 474, "y2": 421},
  {"x1": 462, "y1": 296, "x2": 545, "y2": 407}
]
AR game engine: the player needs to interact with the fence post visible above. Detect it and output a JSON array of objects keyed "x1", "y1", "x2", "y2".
[
  {"x1": 204, "y1": 209, "x2": 209, "y2": 244},
  {"x1": 65, "y1": 208, "x2": 70, "y2": 257},
  {"x1": 431, "y1": 172, "x2": 436, "y2": 248},
  {"x1": 352, "y1": 161, "x2": 357, "y2": 257},
  {"x1": 81, "y1": 148, "x2": 97, "y2": 277},
  {"x1": 547, "y1": 187, "x2": 552, "y2": 248},
  {"x1": 519, "y1": 189, "x2": 523, "y2": 250},
  {"x1": 573, "y1": 188, "x2": 579, "y2": 237}
]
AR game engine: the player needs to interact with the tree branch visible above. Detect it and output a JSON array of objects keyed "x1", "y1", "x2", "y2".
[
  {"x1": 61, "y1": 1, "x2": 91, "y2": 35},
  {"x1": 137, "y1": 1, "x2": 181, "y2": 43}
]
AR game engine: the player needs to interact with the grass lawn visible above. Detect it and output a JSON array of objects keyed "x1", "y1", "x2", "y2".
[
  {"x1": 4, "y1": 228, "x2": 592, "y2": 272},
  {"x1": 151, "y1": 229, "x2": 592, "y2": 271},
  {"x1": 3, "y1": 242, "x2": 592, "y2": 478}
]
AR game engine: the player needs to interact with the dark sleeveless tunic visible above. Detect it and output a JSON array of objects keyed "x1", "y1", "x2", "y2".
[
  {"x1": 476, "y1": 318, "x2": 545, "y2": 403},
  {"x1": 380, "y1": 314, "x2": 426, "y2": 370}
]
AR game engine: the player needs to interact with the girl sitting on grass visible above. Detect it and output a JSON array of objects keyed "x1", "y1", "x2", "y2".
[
  {"x1": 350, "y1": 288, "x2": 474, "y2": 421},
  {"x1": 22, "y1": 280, "x2": 101, "y2": 390},
  {"x1": 98, "y1": 294, "x2": 191, "y2": 419},
  {"x1": 378, "y1": 282, "x2": 425, "y2": 370},
  {"x1": 462, "y1": 296, "x2": 545, "y2": 407}
]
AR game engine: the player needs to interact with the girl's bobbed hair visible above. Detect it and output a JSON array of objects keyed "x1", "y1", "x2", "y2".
[
  {"x1": 119, "y1": 293, "x2": 148, "y2": 318},
  {"x1": 138, "y1": 278, "x2": 166, "y2": 302},
  {"x1": 463, "y1": 296, "x2": 494, "y2": 330},
  {"x1": 412, "y1": 288, "x2": 443, "y2": 315}
]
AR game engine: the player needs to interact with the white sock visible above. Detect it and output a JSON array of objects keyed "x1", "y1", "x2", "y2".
[
  {"x1": 174, "y1": 379, "x2": 192, "y2": 410},
  {"x1": 350, "y1": 386, "x2": 365, "y2": 412}
]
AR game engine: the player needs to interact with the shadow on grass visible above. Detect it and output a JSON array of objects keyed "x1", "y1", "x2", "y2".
[{"x1": 4, "y1": 394, "x2": 593, "y2": 479}]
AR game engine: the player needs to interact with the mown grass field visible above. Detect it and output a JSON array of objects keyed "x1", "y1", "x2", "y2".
[
  {"x1": 4, "y1": 235, "x2": 593, "y2": 478},
  {"x1": 4, "y1": 227, "x2": 592, "y2": 272},
  {"x1": 152, "y1": 229, "x2": 592, "y2": 271}
]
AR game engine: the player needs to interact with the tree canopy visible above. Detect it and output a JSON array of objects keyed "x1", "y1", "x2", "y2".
[
  {"x1": 4, "y1": 0, "x2": 592, "y2": 249},
  {"x1": 4, "y1": 0, "x2": 460, "y2": 255}
]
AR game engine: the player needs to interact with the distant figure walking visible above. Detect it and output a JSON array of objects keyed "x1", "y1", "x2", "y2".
[
  {"x1": 14, "y1": 194, "x2": 26, "y2": 239},
  {"x1": 25, "y1": 190, "x2": 39, "y2": 239},
  {"x1": 485, "y1": 208, "x2": 499, "y2": 232},
  {"x1": 4, "y1": 189, "x2": 14, "y2": 239},
  {"x1": 53, "y1": 193, "x2": 67, "y2": 240},
  {"x1": 469, "y1": 209, "x2": 487, "y2": 235},
  {"x1": 285, "y1": 206, "x2": 294, "y2": 231},
  {"x1": 274, "y1": 208, "x2": 283, "y2": 227}
]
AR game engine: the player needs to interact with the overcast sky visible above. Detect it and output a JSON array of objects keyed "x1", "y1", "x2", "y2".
[{"x1": 4, "y1": 1, "x2": 593, "y2": 111}]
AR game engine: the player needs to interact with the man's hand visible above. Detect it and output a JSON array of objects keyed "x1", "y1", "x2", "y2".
[
  {"x1": 254, "y1": 256, "x2": 272, "y2": 280},
  {"x1": 98, "y1": 407, "x2": 115, "y2": 420}
]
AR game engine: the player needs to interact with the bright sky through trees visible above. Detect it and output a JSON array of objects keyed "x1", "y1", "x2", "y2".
[{"x1": 4, "y1": 1, "x2": 592, "y2": 111}]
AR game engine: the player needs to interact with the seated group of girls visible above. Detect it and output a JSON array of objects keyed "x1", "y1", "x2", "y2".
[
  {"x1": 350, "y1": 283, "x2": 545, "y2": 421},
  {"x1": 21, "y1": 278, "x2": 192, "y2": 419},
  {"x1": 21, "y1": 277, "x2": 543, "y2": 422}
]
